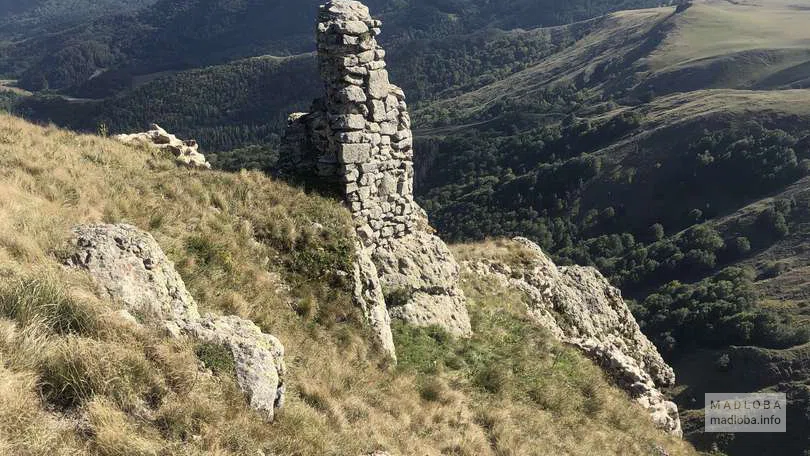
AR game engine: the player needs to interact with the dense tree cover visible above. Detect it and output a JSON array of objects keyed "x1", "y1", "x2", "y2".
[
  {"x1": 415, "y1": 113, "x2": 810, "y2": 357},
  {"x1": 633, "y1": 267, "x2": 808, "y2": 357},
  {"x1": 0, "y1": 0, "x2": 156, "y2": 36},
  {"x1": 17, "y1": 55, "x2": 320, "y2": 153},
  {"x1": 419, "y1": 117, "x2": 809, "y2": 251},
  {"x1": 14, "y1": 26, "x2": 591, "y2": 154},
  {"x1": 2, "y1": 0, "x2": 665, "y2": 92},
  {"x1": 386, "y1": 21, "x2": 595, "y2": 102}
]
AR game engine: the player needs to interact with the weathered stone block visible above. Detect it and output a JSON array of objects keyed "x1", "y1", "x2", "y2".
[
  {"x1": 338, "y1": 131, "x2": 368, "y2": 143},
  {"x1": 393, "y1": 129, "x2": 411, "y2": 141},
  {"x1": 393, "y1": 138, "x2": 412, "y2": 151},
  {"x1": 366, "y1": 60, "x2": 387, "y2": 71},
  {"x1": 339, "y1": 143, "x2": 372, "y2": 163},
  {"x1": 368, "y1": 69, "x2": 390, "y2": 99},
  {"x1": 380, "y1": 122, "x2": 397, "y2": 135},
  {"x1": 337, "y1": 85, "x2": 367, "y2": 103},
  {"x1": 359, "y1": 37, "x2": 377, "y2": 50},
  {"x1": 358, "y1": 50, "x2": 376, "y2": 63},
  {"x1": 344, "y1": 74, "x2": 364, "y2": 85},
  {"x1": 346, "y1": 66, "x2": 368, "y2": 76},
  {"x1": 342, "y1": 35, "x2": 359, "y2": 45},
  {"x1": 369, "y1": 100, "x2": 387, "y2": 122},
  {"x1": 339, "y1": 20, "x2": 370, "y2": 35}
]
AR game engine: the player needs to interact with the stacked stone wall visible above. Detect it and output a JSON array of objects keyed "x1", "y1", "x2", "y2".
[{"x1": 281, "y1": 1, "x2": 418, "y2": 246}]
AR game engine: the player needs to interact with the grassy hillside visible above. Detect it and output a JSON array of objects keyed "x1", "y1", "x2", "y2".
[{"x1": 0, "y1": 113, "x2": 697, "y2": 455}]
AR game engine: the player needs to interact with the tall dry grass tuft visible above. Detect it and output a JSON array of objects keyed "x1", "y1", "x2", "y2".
[{"x1": 0, "y1": 113, "x2": 698, "y2": 455}]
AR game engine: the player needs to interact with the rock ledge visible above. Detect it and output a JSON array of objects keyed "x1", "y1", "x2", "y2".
[
  {"x1": 114, "y1": 124, "x2": 211, "y2": 169},
  {"x1": 463, "y1": 237, "x2": 682, "y2": 436}
]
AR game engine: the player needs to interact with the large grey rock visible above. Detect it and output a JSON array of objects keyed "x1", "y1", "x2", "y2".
[
  {"x1": 462, "y1": 237, "x2": 681, "y2": 436},
  {"x1": 68, "y1": 224, "x2": 285, "y2": 421},
  {"x1": 373, "y1": 231, "x2": 472, "y2": 337},
  {"x1": 186, "y1": 315, "x2": 286, "y2": 419},
  {"x1": 114, "y1": 124, "x2": 211, "y2": 170},
  {"x1": 67, "y1": 224, "x2": 200, "y2": 324}
]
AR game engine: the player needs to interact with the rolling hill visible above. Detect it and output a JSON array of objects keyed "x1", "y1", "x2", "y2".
[{"x1": 0, "y1": 0, "x2": 667, "y2": 93}]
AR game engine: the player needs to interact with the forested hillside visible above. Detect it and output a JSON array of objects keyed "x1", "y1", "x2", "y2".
[
  {"x1": 0, "y1": 0, "x2": 666, "y2": 93},
  {"x1": 0, "y1": 0, "x2": 157, "y2": 38}
]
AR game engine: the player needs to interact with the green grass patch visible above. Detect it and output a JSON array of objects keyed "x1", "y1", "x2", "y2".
[
  {"x1": 393, "y1": 303, "x2": 606, "y2": 418},
  {"x1": 195, "y1": 342, "x2": 235, "y2": 376}
]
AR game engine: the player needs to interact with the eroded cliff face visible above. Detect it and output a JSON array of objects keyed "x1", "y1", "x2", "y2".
[
  {"x1": 462, "y1": 238, "x2": 682, "y2": 436},
  {"x1": 281, "y1": 0, "x2": 472, "y2": 360}
]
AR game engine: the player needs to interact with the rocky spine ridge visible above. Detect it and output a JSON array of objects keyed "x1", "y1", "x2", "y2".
[{"x1": 463, "y1": 237, "x2": 682, "y2": 436}]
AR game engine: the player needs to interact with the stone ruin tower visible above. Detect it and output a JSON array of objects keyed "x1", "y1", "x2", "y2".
[
  {"x1": 281, "y1": 0, "x2": 417, "y2": 245},
  {"x1": 281, "y1": 0, "x2": 472, "y2": 354}
]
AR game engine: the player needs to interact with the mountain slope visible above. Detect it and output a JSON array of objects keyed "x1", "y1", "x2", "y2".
[
  {"x1": 4, "y1": 1, "x2": 810, "y2": 452},
  {"x1": 399, "y1": 3, "x2": 810, "y2": 453},
  {"x1": 0, "y1": 113, "x2": 697, "y2": 455},
  {"x1": 1, "y1": 0, "x2": 667, "y2": 92},
  {"x1": 0, "y1": 0, "x2": 157, "y2": 37}
]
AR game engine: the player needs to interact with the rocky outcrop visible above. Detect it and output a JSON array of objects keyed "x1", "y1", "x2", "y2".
[
  {"x1": 67, "y1": 224, "x2": 200, "y2": 324},
  {"x1": 67, "y1": 224, "x2": 285, "y2": 421},
  {"x1": 462, "y1": 237, "x2": 682, "y2": 436},
  {"x1": 185, "y1": 315, "x2": 286, "y2": 414},
  {"x1": 114, "y1": 124, "x2": 211, "y2": 169},
  {"x1": 281, "y1": 0, "x2": 471, "y2": 347},
  {"x1": 352, "y1": 241, "x2": 397, "y2": 360},
  {"x1": 373, "y1": 231, "x2": 471, "y2": 337}
]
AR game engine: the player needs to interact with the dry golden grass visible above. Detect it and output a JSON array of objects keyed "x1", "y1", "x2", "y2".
[{"x1": 0, "y1": 113, "x2": 698, "y2": 455}]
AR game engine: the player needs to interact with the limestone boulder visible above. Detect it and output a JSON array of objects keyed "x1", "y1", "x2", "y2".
[
  {"x1": 373, "y1": 231, "x2": 472, "y2": 337},
  {"x1": 67, "y1": 224, "x2": 200, "y2": 324},
  {"x1": 185, "y1": 315, "x2": 286, "y2": 419},
  {"x1": 68, "y1": 224, "x2": 286, "y2": 421},
  {"x1": 352, "y1": 240, "x2": 397, "y2": 360}
]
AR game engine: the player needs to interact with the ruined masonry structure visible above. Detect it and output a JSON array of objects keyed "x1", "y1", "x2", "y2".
[
  {"x1": 281, "y1": 1, "x2": 472, "y2": 350},
  {"x1": 281, "y1": 0, "x2": 417, "y2": 245}
]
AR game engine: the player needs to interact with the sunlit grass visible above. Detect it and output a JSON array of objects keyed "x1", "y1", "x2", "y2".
[{"x1": 0, "y1": 113, "x2": 697, "y2": 455}]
